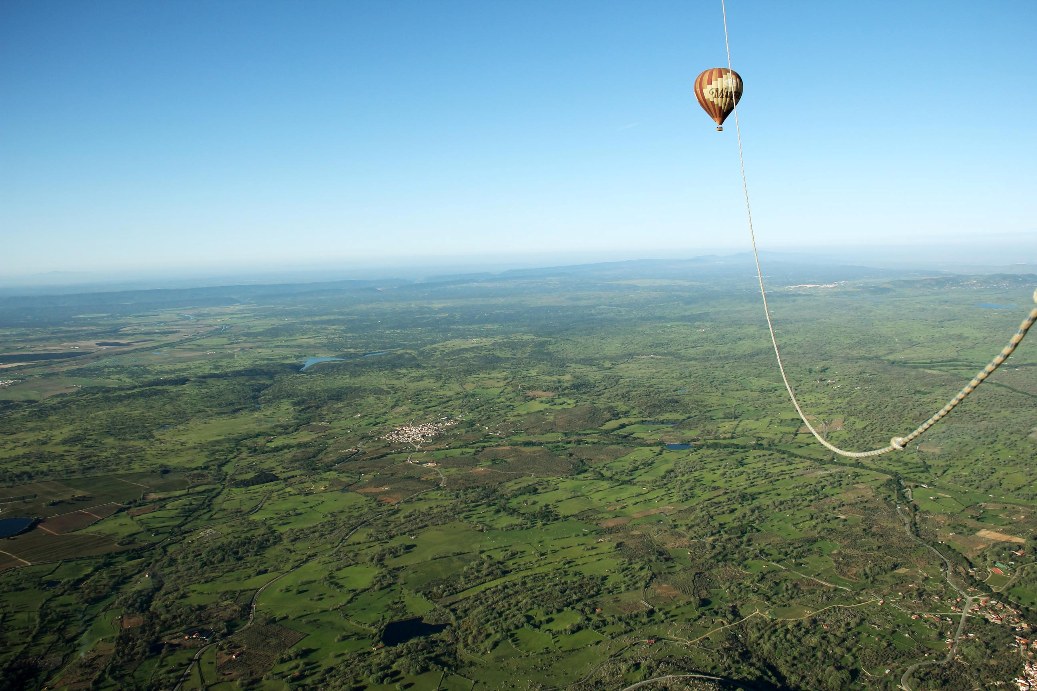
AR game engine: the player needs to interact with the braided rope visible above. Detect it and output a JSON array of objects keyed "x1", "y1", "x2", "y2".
[
  {"x1": 896, "y1": 294, "x2": 1037, "y2": 448},
  {"x1": 719, "y1": 0, "x2": 1036, "y2": 458}
]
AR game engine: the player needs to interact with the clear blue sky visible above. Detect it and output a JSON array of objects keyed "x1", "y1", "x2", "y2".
[{"x1": 2, "y1": 0, "x2": 1034, "y2": 278}]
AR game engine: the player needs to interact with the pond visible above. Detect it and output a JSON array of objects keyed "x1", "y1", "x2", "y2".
[
  {"x1": 380, "y1": 618, "x2": 448, "y2": 646},
  {"x1": 665, "y1": 443, "x2": 693, "y2": 450},
  {"x1": 0, "y1": 517, "x2": 36, "y2": 539}
]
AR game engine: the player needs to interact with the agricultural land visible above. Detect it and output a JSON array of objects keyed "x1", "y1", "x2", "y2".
[{"x1": 0, "y1": 256, "x2": 1035, "y2": 690}]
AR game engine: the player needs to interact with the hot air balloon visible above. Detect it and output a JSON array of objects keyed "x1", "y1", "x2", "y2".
[{"x1": 694, "y1": 68, "x2": 743, "y2": 131}]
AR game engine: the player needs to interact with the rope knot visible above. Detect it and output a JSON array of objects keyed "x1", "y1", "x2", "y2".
[{"x1": 890, "y1": 437, "x2": 906, "y2": 451}]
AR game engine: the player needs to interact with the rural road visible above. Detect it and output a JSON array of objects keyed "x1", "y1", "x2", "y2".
[{"x1": 900, "y1": 595, "x2": 975, "y2": 691}]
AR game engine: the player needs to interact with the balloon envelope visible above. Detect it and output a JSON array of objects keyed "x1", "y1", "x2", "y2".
[{"x1": 694, "y1": 68, "x2": 743, "y2": 131}]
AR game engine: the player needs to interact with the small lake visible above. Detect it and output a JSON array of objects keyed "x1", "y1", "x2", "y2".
[
  {"x1": 380, "y1": 618, "x2": 448, "y2": 646},
  {"x1": 665, "y1": 443, "x2": 693, "y2": 450},
  {"x1": 0, "y1": 517, "x2": 36, "y2": 539},
  {"x1": 977, "y1": 303, "x2": 1015, "y2": 310},
  {"x1": 300, "y1": 356, "x2": 344, "y2": 372}
]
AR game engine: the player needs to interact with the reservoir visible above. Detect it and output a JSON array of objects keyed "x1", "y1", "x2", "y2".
[
  {"x1": 301, "y1": 356, "x2": 344, "y2": 372},
  {"x1": 665, "y1": 443, "x2": 693, "y2": 450},
  {"x1": 380, "y1": 618, "x2": 448, "y2": 646},
  {"x1": 0, "y1": 517, "x2": 36, "y2": 539},
  {"x1": 301, "y1": 351, "x2": 393, "y2": 371}
]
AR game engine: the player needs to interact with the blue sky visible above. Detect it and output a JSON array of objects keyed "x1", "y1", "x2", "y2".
[{"x1": 2, "y1": 0, "x2": 1035, "y2": 279}]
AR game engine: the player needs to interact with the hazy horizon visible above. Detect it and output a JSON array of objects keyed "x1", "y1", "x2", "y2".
[{"x1": 2, "y1": 239, "x2": 1035, "y2": 296}]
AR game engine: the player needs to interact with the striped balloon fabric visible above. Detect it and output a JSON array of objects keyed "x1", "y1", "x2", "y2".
[{"x1": 694, "y1": 68, "x2": 743, "y2": 131}]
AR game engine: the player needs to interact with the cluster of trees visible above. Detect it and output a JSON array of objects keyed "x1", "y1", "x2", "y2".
[
  {"x1": 319, "y1": 633, "x2": 456, "y2": 687},
  {"x1": 170, "y1": 524, "x2": 281, "y2": 570},
  {"x1": 233, "y1": 469, "x2": 280, "y2": 487},
  {"x1": 449, "y1": 572, "x2": 607, "y2": 652},
  {"x1": 415, "y1": 553, "x2": 511, "y2": 601}
]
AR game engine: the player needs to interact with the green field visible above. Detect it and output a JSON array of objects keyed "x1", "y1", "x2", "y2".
[{"x1": 0, "y1": 260, "x2": 1035, "y2": 689}]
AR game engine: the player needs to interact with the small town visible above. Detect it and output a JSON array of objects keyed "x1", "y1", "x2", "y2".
[
  {"x1": 954, "y1": 597, "x2": 1035, "y2": 690},
  {"x1": 381, "y1": 418, "x2": 457, "y2": 446},
  {"x1": 1018, "y1": 656, "x2": 1037, "y2": 691}
]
